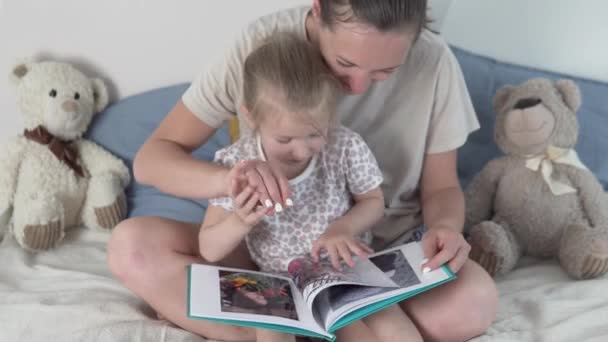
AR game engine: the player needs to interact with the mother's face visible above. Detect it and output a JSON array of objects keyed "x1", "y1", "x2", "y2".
[{"x1": 317, "y1": 22, "x2": 415, "y2": 95}]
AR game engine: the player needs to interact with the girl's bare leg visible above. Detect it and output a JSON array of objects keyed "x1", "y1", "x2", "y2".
[{"x1": 107, "y1": 216, "x2": 257, "y2": 341}]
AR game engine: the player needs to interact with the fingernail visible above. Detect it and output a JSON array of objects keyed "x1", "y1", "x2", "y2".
[
  {"x1": 422, "y1": 267, "x2": 431, "y2": 274},
  {"x1": 274, "y1": 203, "x2": 283, "y2": 213},
  {"x1": 421, "y1": 258, "x2": 429, "y2": 265},
  {"x1": 286, "y1": 198, "x2": 294, "y2": 207},
  {"x1": 264, "y1": 199, "x2": 273, "y2": 208}
]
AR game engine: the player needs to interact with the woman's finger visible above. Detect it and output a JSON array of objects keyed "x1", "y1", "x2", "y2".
[
  {"x1": 448, "y1": 243, "x2": 471, "y2": 273},
  {"x1": 270, "y1": 166, "x2": 292, "y2": 206},
  {"x1": 424, "y1": 246, "x2": 457, "y2": 272},
  {"x1": 421, "y1": 232, "x2": 439, "y2": 260},
  {"x1": 254, "y1": 164, "x2": 283, "y2": 211},
  {"x1": 245, "y1": 168, "x2": 273, "y2": 210}
]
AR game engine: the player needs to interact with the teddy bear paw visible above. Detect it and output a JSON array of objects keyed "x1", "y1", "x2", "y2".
[
  {"x1": 469, "y1": 221, "x2": 521, "y2": 276},
  {"x1": 21, "y1": 220, "x2": 64, "y2": 251},
  {"x1": 470, "y1": 245, "x2": 502, "y2": 276},
  {"x1": 580, "y1": 240, "x2": 608, "y2": 279},
  {"x1": 93, "y1": 194, "x2": 127, "y2": 229}
]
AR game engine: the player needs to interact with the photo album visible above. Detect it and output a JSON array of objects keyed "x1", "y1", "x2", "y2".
[{"x1": 187, "y1": 241, "x2": 456, "y2": 341}]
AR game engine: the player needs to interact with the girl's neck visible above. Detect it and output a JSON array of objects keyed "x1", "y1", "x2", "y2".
[{"x1": 256, "y1": 135, "x2": 316, "y2": 181}]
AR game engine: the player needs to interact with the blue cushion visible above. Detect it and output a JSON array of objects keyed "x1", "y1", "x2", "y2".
[
  {"x1": 86, "y1": 83, "x2": 231, "y2": 223},
  {"x1": 452, "y1": 46, "x2": 608, "y2": 190}
]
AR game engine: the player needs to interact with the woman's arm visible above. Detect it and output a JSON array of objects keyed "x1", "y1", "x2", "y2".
[
  {"x1": 134, "y1": 100, "x2": 290, "y2": 205},
  {"x1": 133, "y1": 100, "x2": 230, "y2": 199},
  {"x1": 420, "y1": 150, "x2": 471, "y2": 273},
  {"x1": 420, "y1": 150, "x2": 465, "y2": 233}
]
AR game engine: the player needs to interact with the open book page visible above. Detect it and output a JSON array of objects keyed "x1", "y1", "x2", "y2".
[
  {"x1": 187, "y1": 265, "x2": 332, "y2": 340},
  {"x1": 316, "y1": 242, "x2": 455, "y2": 331},
  {"x1": 286, "y1": 256, "x2": 397, "y2": 309}
]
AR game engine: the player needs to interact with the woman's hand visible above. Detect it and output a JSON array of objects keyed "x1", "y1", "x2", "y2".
[
  {"x1": 421, "y1": 225, "x2": 471, "y2": 273},
  {"x1": 310, "y1": 224, "x2": 374, "y2": 271},
  {"x1": 224, "y1": 160, "x2": 292, "y2": 213}
]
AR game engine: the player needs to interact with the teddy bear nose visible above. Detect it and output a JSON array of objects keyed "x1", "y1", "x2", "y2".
[
  {"x1": 61, "y1": 100, "x2": 78, "y2": 113},
  {"x1": 514, "y1": 97, "x2": 542, "y2": 110}
]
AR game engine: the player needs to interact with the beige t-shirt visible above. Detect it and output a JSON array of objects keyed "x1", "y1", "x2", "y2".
[{"x1": 182, "y1": 6, "x2": 479, "y2": 248}]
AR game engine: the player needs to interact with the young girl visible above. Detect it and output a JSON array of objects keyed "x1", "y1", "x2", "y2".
[{"x1": 198, "y1": 33, "x2": 422, "y2": 342}]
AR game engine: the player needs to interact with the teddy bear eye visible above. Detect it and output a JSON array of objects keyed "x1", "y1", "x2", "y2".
[
  {"x1": 49, "y1": 89, "x2": 57, "y2": 98},
  {"x1": 74, "y1": 92, "x2": 80, "y2": 100}
]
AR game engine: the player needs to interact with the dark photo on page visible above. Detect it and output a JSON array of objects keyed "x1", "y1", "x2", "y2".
[
  {"x1": 219, "y1": 270, "x2": 298, "y2": 320},
  {"x1": 369, "y1": 250, "x2": 420, "y2": 288}
]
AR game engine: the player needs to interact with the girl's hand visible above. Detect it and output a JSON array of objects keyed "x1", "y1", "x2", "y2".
[
  {"x1": 230, "y1": 179, "x2": 267, "y2": 228},
  {"x1": 310, "y1": 224, "x2": 374, "y2": 271},
  {"x1": 421, "y1": 226, "x2": 471, "y2": 273},
  {"x1": 225, "y1": 160, "x2": 292, "y2": 214}
]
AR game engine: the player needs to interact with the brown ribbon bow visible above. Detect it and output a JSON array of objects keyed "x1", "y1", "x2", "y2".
[{"x1": 23, "y1": 125, "x2": 85, "y2": 177}]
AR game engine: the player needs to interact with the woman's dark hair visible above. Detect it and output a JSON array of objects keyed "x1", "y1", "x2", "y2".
[{"x1": 319, "y1": 0, "x2": 431, "y2": 37}]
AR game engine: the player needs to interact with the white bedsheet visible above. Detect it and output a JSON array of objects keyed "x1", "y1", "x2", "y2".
[{"x1": 1, "y1": 227, "x2": 607, "y2": 342}]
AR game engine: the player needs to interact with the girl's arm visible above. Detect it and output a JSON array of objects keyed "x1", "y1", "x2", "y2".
[
  {"x1": 199, "y1": 183, "x2": 267, "y2": 263},
  {"x1": 198, "y1": 205, "x2": 251, "y2": 263},
  {"x1": 311, "y1": 187, "x2": 384, "y2": 269},
  {"x1": 328, "y1": 187, "x2": 385, "y2": 236}
]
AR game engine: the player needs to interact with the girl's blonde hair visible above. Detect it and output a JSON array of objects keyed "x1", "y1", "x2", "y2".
[{"x1": 242, "y1": 32, "x2": 340, "y2": 129}]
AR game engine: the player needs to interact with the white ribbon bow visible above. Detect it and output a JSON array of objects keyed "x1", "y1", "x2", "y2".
[{"x1": 525, "y1": 145, "x2": 588, "y2": 196}]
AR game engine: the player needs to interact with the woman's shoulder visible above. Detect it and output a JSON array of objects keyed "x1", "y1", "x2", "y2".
[
  {"x1": 403, "y1": 29, "x2": 452, "y2": 71},
  {"x1": 242, "y1": 6, "x2": 309, "y2": 39},
  {"x1": 415, "y1": 29, "x2": 451, "y2": 56}
]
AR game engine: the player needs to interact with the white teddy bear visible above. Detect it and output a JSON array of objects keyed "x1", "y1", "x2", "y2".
[{"x1": 0, "y1": 60, "x2": 130, "y2": 251}]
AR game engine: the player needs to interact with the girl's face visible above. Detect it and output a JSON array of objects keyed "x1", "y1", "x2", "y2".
[
  {"x1": 258, "y1": 112, "x2": 329, "y2": 177},
  {"x1": 308, "y1": 9, "x2": 415, "y2": 95}
]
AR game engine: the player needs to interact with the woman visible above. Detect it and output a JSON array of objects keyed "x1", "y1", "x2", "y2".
[{"x1": 108, "y1": 1, "x2": 498, "y2": 341}]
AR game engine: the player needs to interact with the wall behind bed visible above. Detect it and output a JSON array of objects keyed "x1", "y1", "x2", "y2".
[{"x1": 1, "y1": 0, "x2": 607, "y2": 142}]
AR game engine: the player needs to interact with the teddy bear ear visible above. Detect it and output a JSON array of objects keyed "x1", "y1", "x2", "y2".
[
  {"x1": 555, "y1": 79, "x2": 581, "y2": 112},
  {"x1": 493, "y1": 85, "x2": 515, "y2": 114},
  {"x1": 9, "y1": 61, "x2": 33, "y2": 86},
  {"x1": 91, "y1": 78, "x2": 109, "y2": 113}
]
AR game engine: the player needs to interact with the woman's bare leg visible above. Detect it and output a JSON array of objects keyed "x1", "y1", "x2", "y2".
[
  {"x1": 107, "y1": 216, "x2": 257, "y2": 341},
  {"x1": 400, "y1": 260, "x2": 498, "y2": 342},
  {"x1": 335, "y1": 321, "x2": 380, "y2": 342},
  {"x1": 256, "y1": 329, "x2": 296, "y2": 342},
  {"x1": 363, "y1": 304, "x2": 423, "y2": 342}
]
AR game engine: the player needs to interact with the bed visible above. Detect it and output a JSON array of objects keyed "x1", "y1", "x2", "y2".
[{"x1": 1, "y1": 20, "x2": 608, "y2": 342}]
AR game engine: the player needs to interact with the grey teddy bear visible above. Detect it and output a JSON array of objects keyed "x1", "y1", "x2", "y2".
[{"x1": 465, "y1": 78, "x2": 608, "y2": 280}]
